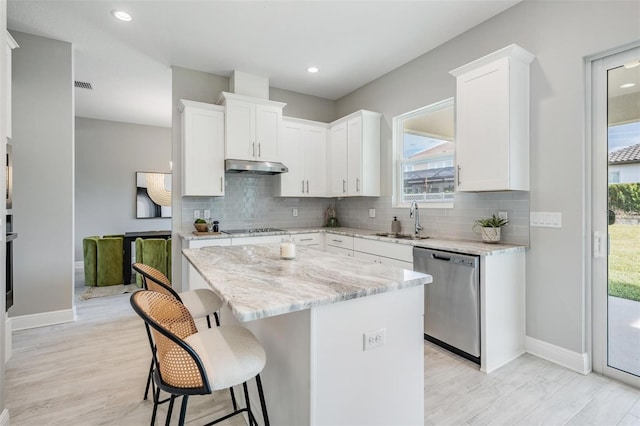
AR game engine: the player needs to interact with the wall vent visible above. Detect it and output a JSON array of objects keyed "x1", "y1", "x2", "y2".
[{"x1": 74, "y1": 81, "x2": 93, "y2": 90}]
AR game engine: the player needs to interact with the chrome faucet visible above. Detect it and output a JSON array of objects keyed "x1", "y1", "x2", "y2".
[{"x1": 409, "y1": 201, "x2": 423, "y2": 235}]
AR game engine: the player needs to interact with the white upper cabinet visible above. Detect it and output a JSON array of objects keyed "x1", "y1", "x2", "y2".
[
  {"x1": 179, "y1": 100, "x2": 225, "y2": 197},
  {"x1": 217, "y1": 92, "x2": 285, "y2": 162},
  {"x1": 6, "y1": 32, "x2": 18, "y2": 139},
  {"x1": 450, "y1": 44, "x2": 535, "y2": 192},
  {"x1": 328, "y1": 110, "x2": 381, "y2": 197},
  {"x1": 276, "y1": 118, "x2": 327, "y2": 197}
]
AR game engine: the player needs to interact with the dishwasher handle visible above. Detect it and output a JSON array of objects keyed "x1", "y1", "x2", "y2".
[{"x1": 432, "y1": 253, "x2": 452, "y2": 262}]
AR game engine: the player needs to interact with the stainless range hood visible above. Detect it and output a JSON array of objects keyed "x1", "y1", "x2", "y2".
[{"x1": 225, "y1": 159, "x2": 288, "y2": 175}]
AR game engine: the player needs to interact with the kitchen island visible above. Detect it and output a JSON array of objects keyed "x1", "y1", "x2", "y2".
[{"x1": 182, "y1": 244, "x2": 431, "y2": 426}]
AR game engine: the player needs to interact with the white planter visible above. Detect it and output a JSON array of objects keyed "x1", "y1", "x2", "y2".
[{"x1": 480, "y1": 226, "x2": 501, "y2": 243}]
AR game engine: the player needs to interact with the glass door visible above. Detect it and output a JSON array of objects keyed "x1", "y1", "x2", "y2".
[{"x1": 592, "y1": 46, "x2": 640, "y2": 388}]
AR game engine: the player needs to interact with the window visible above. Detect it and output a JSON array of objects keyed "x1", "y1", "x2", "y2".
[
  {"x1": 392, "y1": 98, "x2": 455, "y2": 207},
  {"x1": 608, "y1": 171, "x2": 620, "y2": 183}
]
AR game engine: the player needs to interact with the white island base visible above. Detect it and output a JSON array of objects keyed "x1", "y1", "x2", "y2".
[{"x1": 220, "y1": 284, "x2": 425, "y2": 426}]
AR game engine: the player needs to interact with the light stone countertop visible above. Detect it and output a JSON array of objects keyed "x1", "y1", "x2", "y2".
[
  {"x1": 180, "y1": 226, "x2": 526, "y2": 256},
  {"x1": 182, "y1": 244, "x2": 431, "y2": 322}
]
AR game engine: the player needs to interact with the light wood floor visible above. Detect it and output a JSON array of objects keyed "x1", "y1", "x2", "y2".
[{"x1": 5, "y1": 282, "x2": 640, "y2": 425}]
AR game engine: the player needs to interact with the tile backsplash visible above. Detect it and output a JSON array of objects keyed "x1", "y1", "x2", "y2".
[{"x1": 182, "y1": 175, "x2": 529, "y2": 245}]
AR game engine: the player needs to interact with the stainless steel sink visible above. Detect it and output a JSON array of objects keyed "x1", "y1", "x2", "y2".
[{"x1": 374, "y1": 232, "x2": 430, "y2": 240}]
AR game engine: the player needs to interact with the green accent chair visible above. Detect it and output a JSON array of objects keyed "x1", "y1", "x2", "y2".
[
  {"x1": 82, "y1": 236, "x2": 124, "y2": 287},
  {"x1": 82, "y1": 236, "x2": 99, "y2": 286},
  {"x1": 135, "y1": 238, "x2": 169, "y2": 287}
]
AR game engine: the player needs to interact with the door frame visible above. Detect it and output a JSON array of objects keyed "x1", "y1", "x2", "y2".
[{"x1": 588, "y1": 43, "x2": 640, "y2": 388}]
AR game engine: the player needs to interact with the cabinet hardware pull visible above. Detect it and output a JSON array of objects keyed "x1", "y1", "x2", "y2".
[
  {"x1": 356, "y1": 178, "x2": 360, "y2": 192},
  {"x1": 300, "y1": 238, "x2": 313, "y2": 241},
  {"x1": 220, "y1": 177, "x2": 223, "y2": 192},
  {"x1": 343, "y1": 179, "x2": 346, "y2": 193},
  {"x1": 302, "y1": 180, "x2": 305, "y2": 193},
  {"x1": 457, "y1": 165, "x2": 461, "y2": 186},
  {"x1": 306, "y1": 180, "x2": 309, "y2": 193},
  {"x1": 253, "y1": 142, "x2": 256, "y2": 157},
  {"x1": 332, "y1": 239, "x2": 343, "y2": 243},
  {"x1": 258, "y1": 143, "x2": 261, "y2": 157}
]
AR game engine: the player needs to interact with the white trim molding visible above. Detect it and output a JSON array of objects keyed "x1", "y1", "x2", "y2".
[
  {"x1": 0, "y1": 408, "x2": 10, "y2": 426},
  {"x1": 11, "y1": 307, "x2": 76, "y2": 331},
  {"x1": 526, "y1": 336, "x2": 591, "y2": 375}
]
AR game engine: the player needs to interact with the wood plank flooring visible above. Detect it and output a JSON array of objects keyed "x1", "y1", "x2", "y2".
[{"x1": 5, "y1": 280, "x2": 640, "y2": 425}]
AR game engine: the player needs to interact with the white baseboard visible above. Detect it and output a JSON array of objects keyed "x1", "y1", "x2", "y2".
[
  {"x1": 11, "y1": 307, "x2": 76, "y2": 331},
  {"x1": 526, "y1": 336, "x2": 591, "y2": 375},
  {"x1": 5, "y1": 315, "x2": 11, "y2": 362},
  {"x1": 0, "y1": 408, "x2": 10, "y2": 426}
]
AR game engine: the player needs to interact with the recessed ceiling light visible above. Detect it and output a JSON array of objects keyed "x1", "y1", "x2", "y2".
[
  {"x1": 623, "y1": 60, "x2": 640, "y2": 69},
  {"x1": 620, "y1": 83, "x2": 636, "y2": 89},
  {"x1": 307, "y1": 67, "x2": 319, "y2": 73},
  {"x1": 111, "y1": 10, "x2": 132, "y2": 22}
]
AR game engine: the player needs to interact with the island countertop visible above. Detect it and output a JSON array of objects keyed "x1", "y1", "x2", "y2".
[{"x1": 182, "y1": 244, "x2": 431, "y2": 322}]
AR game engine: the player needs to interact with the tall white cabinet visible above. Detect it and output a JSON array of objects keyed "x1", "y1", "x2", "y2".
[
  {"x1": 450, "y1": 44, "x2": 534, "y2": 192},
  {"x1": 276, "y1": 117, "x2": 327, "y2": 197},
  {"x1": 327, "y1": 110, "x2": 381, "y2": 197},
  {"x1": 179, "y1": 100, "x2": 225, "y2": 197},
  {"x1": 217, "y1": 92, "x2": 285, "y2": 162}
]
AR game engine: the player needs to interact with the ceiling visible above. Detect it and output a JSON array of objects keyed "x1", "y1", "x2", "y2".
[{"x1": 7, "y1": 0, "x2": 521, "y2": 128}]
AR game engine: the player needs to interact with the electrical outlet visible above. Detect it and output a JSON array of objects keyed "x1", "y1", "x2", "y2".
[
  {"x1": 369, "y1": 208, "x2": 376, "y2": 218},
  {"x1": 204, "y1": 210, "x2": 211, "y2": 219},
  {"x1": 363, "y1": 328, "x2": 385, "y2": 351},
  {"x1": 193, "y1": 210, "x2": 201, "y2": 220},
  {"x1": 498, "y1": 211, "x2": 508, "y2": 220},
  {"x1": 293, "y1": 208, "x2": 298, "y2": 217}
]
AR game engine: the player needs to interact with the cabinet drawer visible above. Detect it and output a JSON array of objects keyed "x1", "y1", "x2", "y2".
[
  {"x1": 291, "y1": 233, "x2": 321, "y2": 246},
  {"x1": 325, "y1": 245, "x2": 354, "y2": 257},
  {"x1": 188, "y1": 238, "x2": 231, "y2": 249},
  {"x1": 231, "y1": 235, "x2": 283, "y2": 246},
  {"x1": 353, "y1": 238, "x2": 413, "y2": 263},
  {"x1": 353, "y1": 251, "x2": 413, "y2": 270},
  {"x1": 326, "y1": 235, "x2": 354, "y2": 250}
]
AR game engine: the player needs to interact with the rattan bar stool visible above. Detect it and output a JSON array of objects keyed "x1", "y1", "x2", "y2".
[
  {"x1": 130, "y1": 290, "x2": 270, "y2": 426},
  {"x1": 132, "y1": 263, "x2": 227, "y2": 407}
]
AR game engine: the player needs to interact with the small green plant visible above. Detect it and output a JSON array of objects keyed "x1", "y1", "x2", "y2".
[
  {"x1": 194, "y1": 218, "x2": 207, "y2": 224},
  {"x1": 473, "y1": 214, "x2": 509, "y2": 231}
]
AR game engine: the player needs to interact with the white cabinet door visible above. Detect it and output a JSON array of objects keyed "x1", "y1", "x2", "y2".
[
  {"x1": 451, "y1": 44, "x2": 534, "y2": 192},
  {"x1": 328, "y1": 110, "x2": 381, "y2": 197},
  {"x1": 180, "y1": 100, "x2": 225, "y2": 196},
  {"x1": 225, "y1": 98, "x2": 255, "y2": 160},
  {"x1": 347, "y1": 115, "x2": 363, "y2": 195},
  {"x1": 219, "y1": 92, "x2": 285, "y2": 162},
  {"x1": 276, "y1": 119, "x2": 326, "y2": 197},
  {"x1": 303, "y1": 125, "x2": 327, "y2": 197},
  {"x1": 328, "y1": 122, "x2": 348, "y2": 196},
  {"x1": 255, "y1": 104, "x2": 281, "y2": 162}
]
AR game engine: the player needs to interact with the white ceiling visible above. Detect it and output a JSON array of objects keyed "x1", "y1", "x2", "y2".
[{"x1": 7, "y1": 0, "x2": 521, "y2": 128}]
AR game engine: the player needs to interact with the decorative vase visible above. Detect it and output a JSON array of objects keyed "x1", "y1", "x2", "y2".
[{"x1": 480, "y1": 226, "x2": 501, "y2": 243}]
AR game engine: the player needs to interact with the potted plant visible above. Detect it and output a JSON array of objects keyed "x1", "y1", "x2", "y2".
[
  {"x1": 473, "y1": 214, "x2": 509, "y2": 243},
  {"x1": 194, "y1": 218, "x2": 208, "y2": 232}
]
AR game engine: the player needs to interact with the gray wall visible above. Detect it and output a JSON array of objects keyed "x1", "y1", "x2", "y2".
[
  {"x1": 75, "y1": 117, "x2": 171, "y2": 262},
  {"x1": 335, "y1": 0, "x2": 640, "y2": 354},
  {"x1": 11, "y1": 31, "x2": 73, "y2": 317},
  {"x1": 1, "y1": 0, "x2": 8, "y2": 412}
]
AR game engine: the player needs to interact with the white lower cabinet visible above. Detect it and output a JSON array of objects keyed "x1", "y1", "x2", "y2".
[
  {"x1": 231, "y1": 235, "x2": 283, "y2": 246},
  {"x1": 353, "y1": 237, "x2": 414, "y2": 270},
  {"x1": 183, "y1": 238, "x2": 231, "y2": 290},
  {"x1": 290, "y1": 233, "x2": 322, "y2": 248}
]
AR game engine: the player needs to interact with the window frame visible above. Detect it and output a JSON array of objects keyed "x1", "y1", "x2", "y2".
[{"x1": 392, "y1": 98, "x2": 455, "y2": 209}]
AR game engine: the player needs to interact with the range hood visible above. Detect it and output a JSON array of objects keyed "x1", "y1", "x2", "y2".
[{"x1": 225, "y1": 159, "x2": 288, "y2": 175}]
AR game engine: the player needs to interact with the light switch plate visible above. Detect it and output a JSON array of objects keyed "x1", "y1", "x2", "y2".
[
  {"x1": 530, "y1": 211, "x2": 562, "y2": 228},
  {"x1": 369, "y1": 208, "x2": 376, "y2": 218},
  {"x1": 204, "y1": 210, "x2": 211, "y2": 219},
  {"x1": 293, "y1": 208, "x2": 298, "y2": 217},
  {"x1": 193, "y1": 210, "x2": 201, "y2": 220}
]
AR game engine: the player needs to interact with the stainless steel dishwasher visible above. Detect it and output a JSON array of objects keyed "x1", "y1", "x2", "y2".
[{"x1": 413, "y1": 246, "x2": 481, "y2": 364}]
